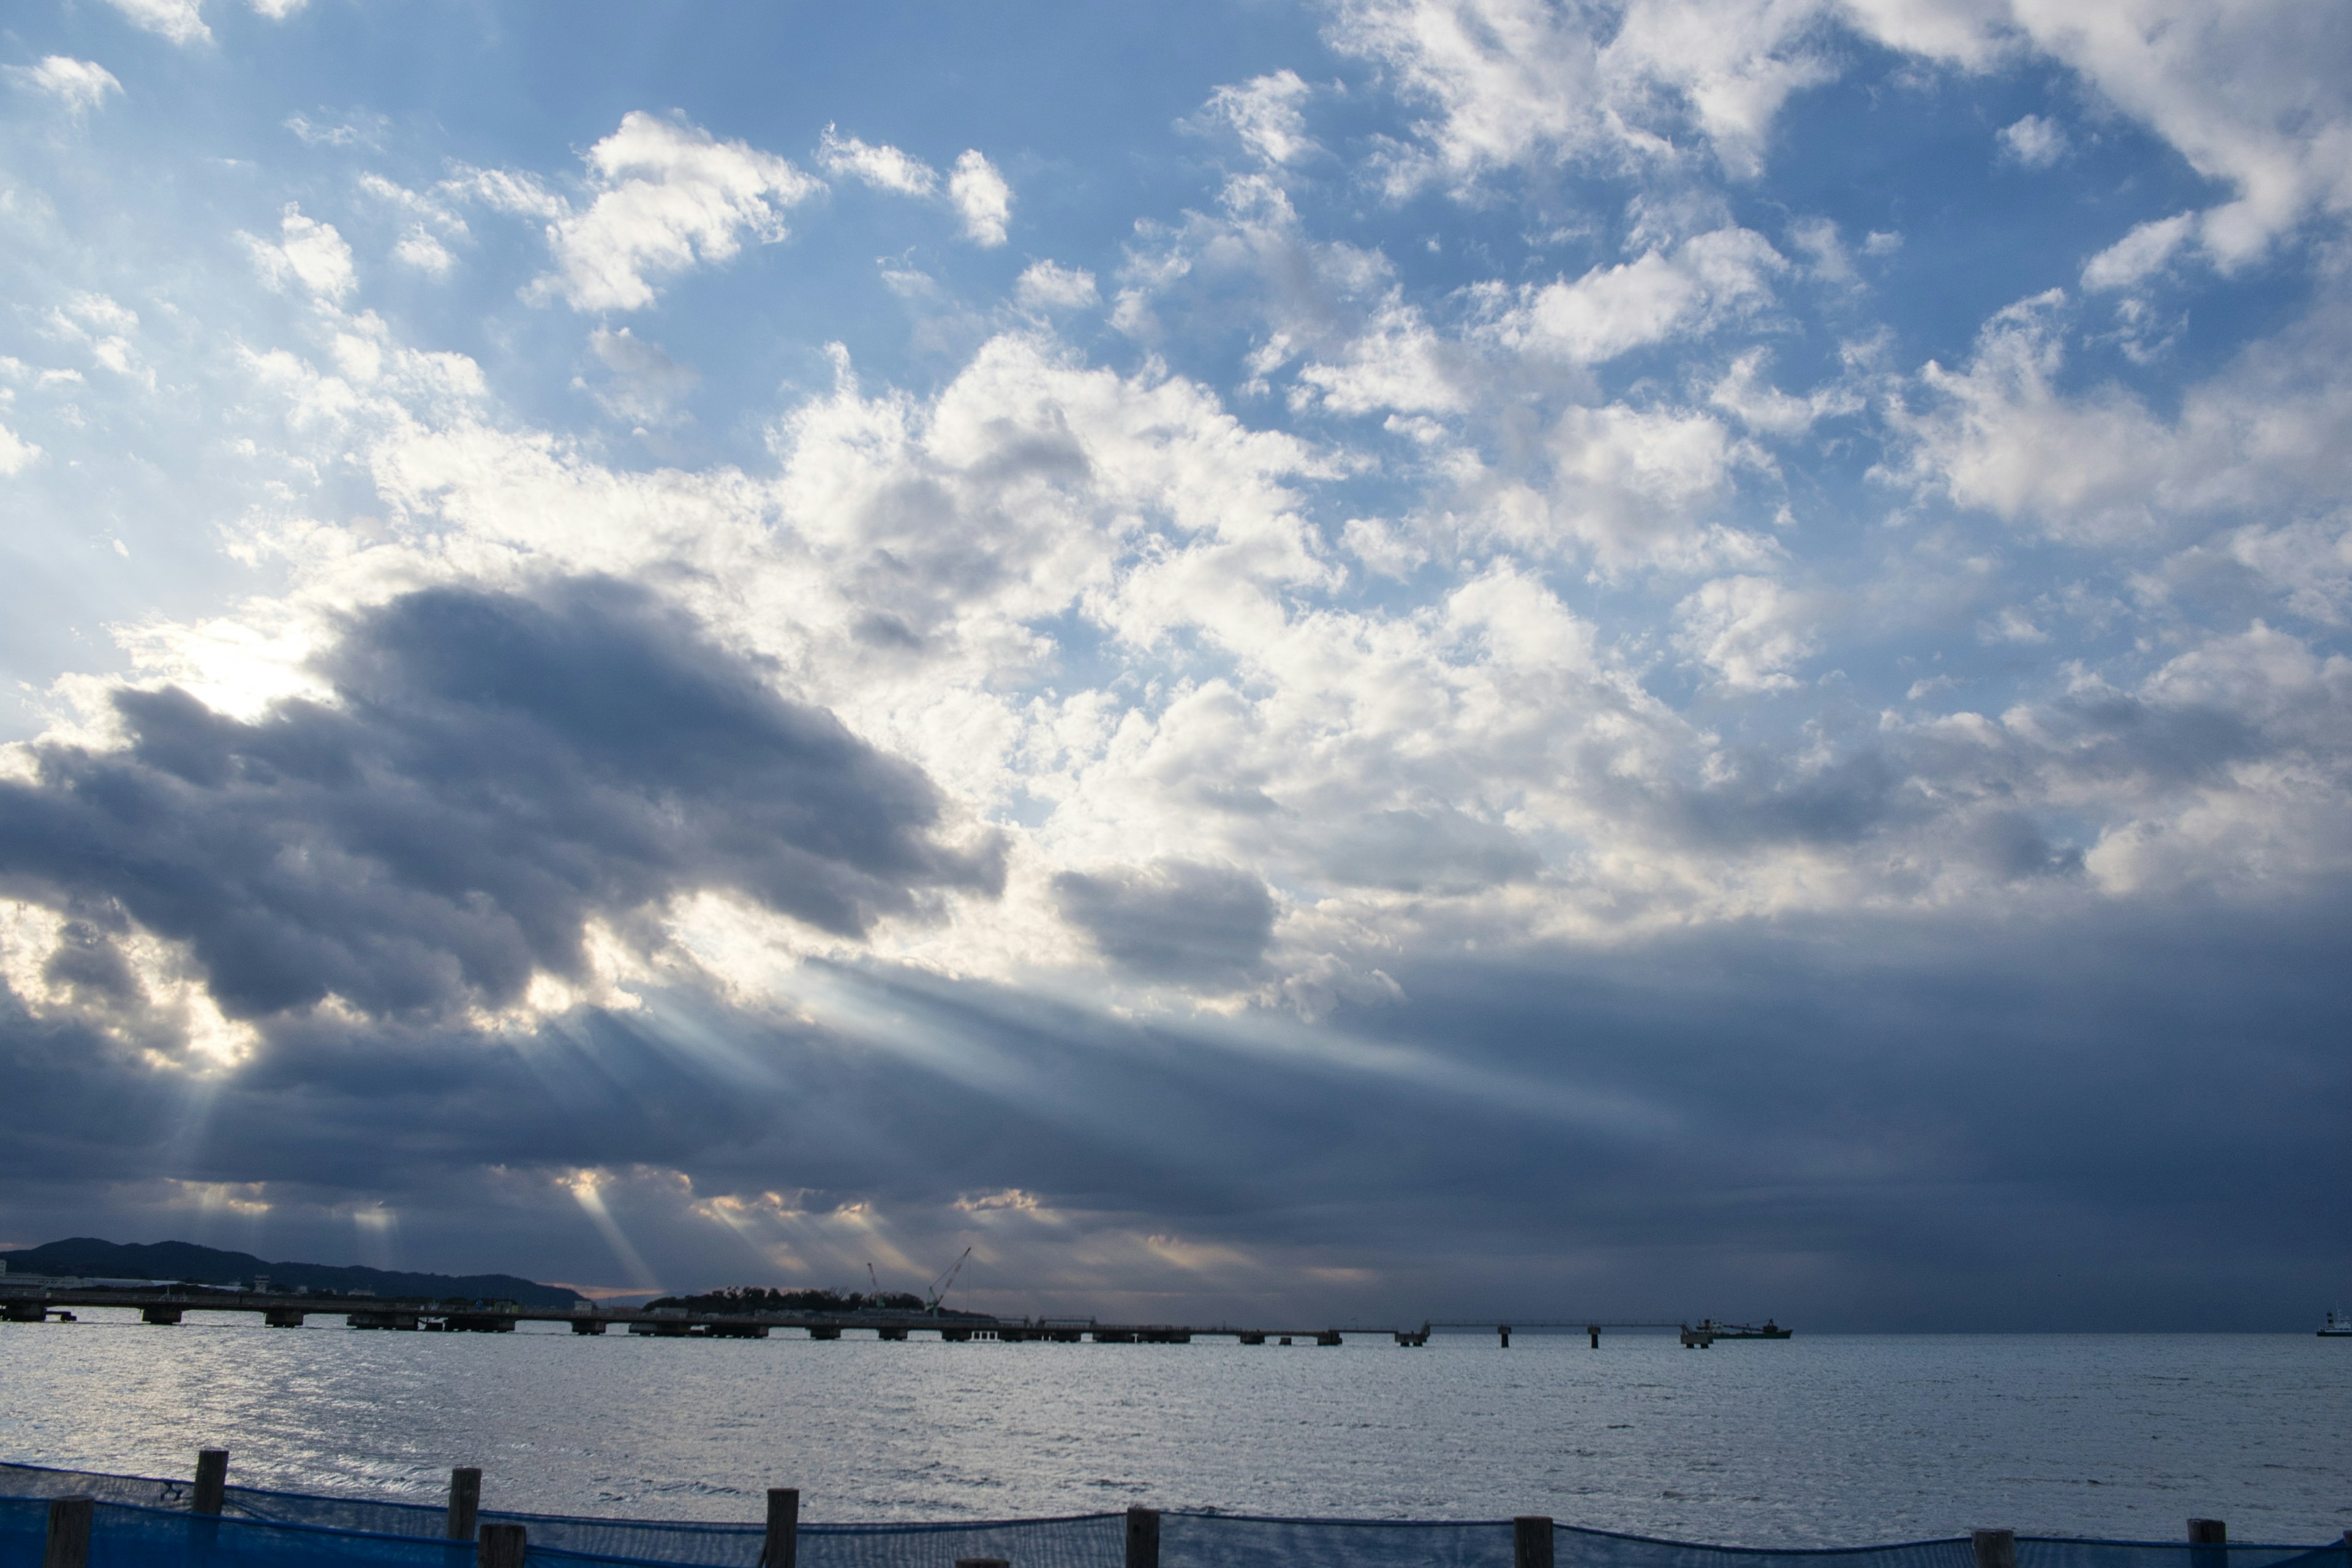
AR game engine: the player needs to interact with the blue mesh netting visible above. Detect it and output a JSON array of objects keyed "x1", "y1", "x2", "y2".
[{"x1": 2, "y1": 1463, "x2": 2345, "y2": 1568}]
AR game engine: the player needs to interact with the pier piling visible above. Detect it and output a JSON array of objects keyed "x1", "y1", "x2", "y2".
[
  {"x1": 477, "y1": 1522, "x2": 527, "y2": 1568},
  {"x1": 2189, "y1": 1518, "x2": 2227, "y2": 1568},
  {"x1": 43, "y1": 1496, "x2": 92, "y2": 1568},
  {"x1": 446, "y1": 1468, "x2": 481, "y2": 1541},
  {"x1": 1498, "y1": 1325, "x2": 1510, "y2": 1348},
  {"x1": 1513, "y1": 1516, "x2": 1555, "y2": 1568},
  {"x1": 1972, "y1": 1529, "x2": 2017, "y2": 1568},
  {"x1": 192, "y1": 1449, "x2": 228, "y2": 1516},
  {"x1": 1126, "y1": 1506, "x2": 1161, "y2": 1568},
  {"x1": 953, "y1": 1559, "x2": 1009, "y2": 1568},
  {"x1": 760, "y1": 1488, "x2": 799, "y2": 1568}
]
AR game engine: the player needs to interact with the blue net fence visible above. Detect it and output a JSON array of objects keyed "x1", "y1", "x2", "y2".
[{"x1": 3, "y1": 1463, "x2": 2347, "y2": 1568}]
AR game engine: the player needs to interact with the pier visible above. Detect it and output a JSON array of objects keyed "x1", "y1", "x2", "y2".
[{"x1": 0, "y1": 1281, "x2": 1777, "y2": 1347}]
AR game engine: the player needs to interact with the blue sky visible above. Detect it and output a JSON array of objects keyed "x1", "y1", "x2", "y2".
[{"x1": 0, "y1": 0, "x2": 2347, "y2": 1328}]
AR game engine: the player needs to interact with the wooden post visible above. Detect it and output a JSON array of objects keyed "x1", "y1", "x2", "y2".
[
  {"x1": 43, "y1": 1496, "x2": 93, "y2": 1568},
  {"x1": 477, "y1": 1521, "x2": 527, "y2": 1568},
  {"x1": 2189, "y1": 1517, "x2": 2226, "y2": 1568},
  {"x1": 192, "y1": 1449, "x2": 228, "y2": 1516},
  {"x1": 953, "y1": 1559, "x2": 1009, "y2": 1568},
  {"x1": 1126, "y1": 1506, "x2": 1161, "y2": 1568},
  {"x1": 446, "y1": 1468, "x2": 481, "y2": 1541},
  {"x1": 1513, "y1": 1516, "x2": 1555, "y2": 1568},
  {"x1": 1972, "y1": 1529, "x2": 2017, "y2": 1568},
  {"x1": 1498, "y1": 1325, "x2": 1511, "y2": 1348},
  {"x1": 760, "y1": 1488, "x2": 799, "y2": 1568},
  {"x1": 1588, "y1": 1325, "x2": 1599, "y2": 1349}
]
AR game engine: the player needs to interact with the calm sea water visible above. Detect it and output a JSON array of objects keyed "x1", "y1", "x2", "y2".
[{"x1": 1, "y1": 1316, "x2": 2346, "y2": 1547}]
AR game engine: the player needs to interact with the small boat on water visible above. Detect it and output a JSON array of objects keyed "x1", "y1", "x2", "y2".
[{"x1": 2321, "y1": 1310, "x2": 2352, "y2": 1338}]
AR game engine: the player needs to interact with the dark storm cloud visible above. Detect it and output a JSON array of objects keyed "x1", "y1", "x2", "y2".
[
  {"x1": 1, "y1": 890, "x2": 2346, "y2": 1328},
  {"x1": 0, "y1": 578, "x2": 1003, "y2": 1022},
  {"x1": 1052, "y1": 859, "x2": 1275, "y2": 984}
]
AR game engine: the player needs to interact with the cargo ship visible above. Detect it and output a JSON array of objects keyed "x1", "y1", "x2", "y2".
[
  {"x1": 1697, "y1": 1317, "x2": 1792, "y2": 1339},
  {"x1": 2321, "y1": 1310, "x2": 2352, "y2": 1338}
]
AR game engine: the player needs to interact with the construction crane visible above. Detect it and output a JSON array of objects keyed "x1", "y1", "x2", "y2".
[
  {"x1": 865, "y1": 1263, "x2": 883, "y2": 1306},
  {"x1": 925, "y1": 1246, "x2": 972, "y2": 1313}
]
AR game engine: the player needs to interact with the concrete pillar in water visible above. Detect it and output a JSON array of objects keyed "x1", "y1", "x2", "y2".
[
  {"x1": 192, "y1": 1450, "x2": 228, "y2": 1516},
  {"x1": 477, "y1": 1523, "x2": 527, "y2": 1568},
  {"x1": 1126, "y1": 1507, "x2": 1161, "y2": 1568},
  {"x1": 43, "y1": 1496, "x2": 92, "y2": 1568},
  {"x1": 446, "y1": 1469, "x2": 481, "y2": 1541},
  {"x1": 760, "y1": 1488, "x2": 798, "y2": 1568}
]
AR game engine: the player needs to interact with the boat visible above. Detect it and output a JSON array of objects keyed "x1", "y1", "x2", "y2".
[
  {"x1": 2321, "y1": 1310, "x2": 2352, "y2": 1338},
  {"x1": 1697, "y1": 1318, "x2": 1792, "y2": 1340}
]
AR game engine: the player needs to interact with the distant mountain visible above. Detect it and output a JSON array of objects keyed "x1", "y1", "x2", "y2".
[{"x1": 0, "y1": 1237, "x2": 583, "y2": 1308}]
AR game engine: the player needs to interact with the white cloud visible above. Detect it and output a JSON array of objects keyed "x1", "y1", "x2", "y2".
[
  {"x1": 1328, "y1": 0, "x2": 1837, "y2": 189},
  {"x1": 442, "y1": 164, "x2": 568, "y2": 221},
  {"x1": 0, "y1": 422, "x2": 40, "y2": 476},
  {"x1": 6, "y1": 57, "x2": 124, "y2": 116},
  {"x1": 1197, "y1": 70, "x2": 1321, "y2": 167},
  {"x1": 99, "y1": 0, "x2": 210, "y2": 46},
  {"x1": 948, "y1": 150, "x2": 1012, "y2": 247},
  {"x1": 528, "y1": 112, "x2": 820, "y2": 312},
  {"x1": 1707, "y1": 347, "x2": 1859, "y2": 435},
  {"x1": 2081, "y1": 211, "x2": 2195, "y2": 292},
  {"x1": 1480, "y1": 226, "x2": 1785, "y2": 364},
  {"x1": 1999, "y1": 113, "x2": 2069, "y2": 168},
  {"x1": 248, "y1": 0, "x2": 306, "y2": 16},
  {"x1": 816, "y1": 126, "x2": 939, "y2": 195},
  {"x1": 1335, "y1": 0, "x2": 2352, "y2": 268},
  {"x1": 1016, "y1": 262, "x2": 1099, "y2": 312},
  {"x1": 1673, "y1": 574, "x2": 1819, "y2": 689},
  {"x1": 243, "y1": 203, "x2": 356, "y2": 301},
  {"x1": 1894, "y1": 285, "x2": 2352, "y2": 544},
  {"x1": 393, "y1": 226, "x2": 456, "y2": 278}
]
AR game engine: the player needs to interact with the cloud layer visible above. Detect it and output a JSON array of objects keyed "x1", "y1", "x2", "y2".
[{"x1": 0, "y1": 0, "x2": 2346, "y2": 1325}]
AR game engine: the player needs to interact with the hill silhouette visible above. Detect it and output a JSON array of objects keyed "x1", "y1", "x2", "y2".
[{"x1": 0, "y1": 1237, "x2": 582, "y2": 1308}]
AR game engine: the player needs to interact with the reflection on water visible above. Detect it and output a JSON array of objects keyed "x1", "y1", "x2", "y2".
[{"x1": 1, "y1": 1315, "x2": 2347, "y2": 1545}]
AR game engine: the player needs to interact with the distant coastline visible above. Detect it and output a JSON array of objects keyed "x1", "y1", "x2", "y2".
[{"x1": 0, "y1": 1237, "x2": 582, "y2": 1310}]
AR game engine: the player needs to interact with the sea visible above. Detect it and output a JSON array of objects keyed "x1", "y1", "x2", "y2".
[{"x1": 1, "y1": 1317, "x2": 2346, "y2": 1548}]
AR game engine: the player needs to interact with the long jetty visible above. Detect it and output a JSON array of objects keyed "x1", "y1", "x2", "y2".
[{"x1": 0, "y1": 1280, "x2": 1773, "y2": 1346}]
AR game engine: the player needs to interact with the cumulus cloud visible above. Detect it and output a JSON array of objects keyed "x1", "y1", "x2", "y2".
[
  {"x1": 1673, "y1": 575, "x2": 1819, "y2": 689},
  {"x1": 0, "y1": 579, "x2": 1003, "y2": 1024},
  {"x1": 393, "y1": 227, "x2": 456, "y2": 277},
  {"x1": 1328, "y1": 0, "x2": 1838, "y2": 187},
  {"x1": 97, "y1": 0, "x2": 210, "y2": 46},
  {"x1": 1998, "y1": 113, "x2": 2069, "y2": 168},
  {"x1": 1195, "y1": 70, "x2": 1321, "y2": 167},
  {"x1": 0, "y1": 423, "x2": 41, "y2": 476},
  {"x1": 1015, "y1": 262, "x2": 1099, "y2": 312},
  {"x1": 1478, "y1": 227, "x2": 1786, "y2": 364},
  {"x1": 948, "y1": 149, "x2": 1012, "y2": 247},
  {"x1": 6, "y1": 57, "x2": 124, "y2": 116},
  {"x1": 529, "y1": 112, "x2": 821, "y2": 312},
  {"x1": 242, "y1": 204, "x2": 357, "y2": 301},
  {"x1": 815, "y1": 126, "x2": 938, "y2": 195},
  {"x1": 1893, "y1": 285, "x2": 2352, "y2": 543}
]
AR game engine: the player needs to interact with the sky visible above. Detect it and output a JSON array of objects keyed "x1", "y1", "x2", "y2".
[{"x1": 0, "y1": 0, "x2": 2347, "y2": 1331}]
